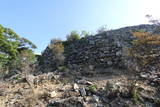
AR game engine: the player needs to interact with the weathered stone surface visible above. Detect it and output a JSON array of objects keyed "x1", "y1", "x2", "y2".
[
  {"x1": 80, "y1": 86, "x2": 86, "y2": 97},
  {"x1": 73, "y1": 83, "x2": 79, "y2": 92},
  {"x1": 39, "y1": 24, "x2": 160, "y2": 74},
  {"x1": 93, "y1": 95, "x2": 99, "y2": 102},
  {"x1": 1, "y1": 70, "x2": 160, "y2": 107},
  {"x1": 48, "y1": 97, "x2": 84, "y2": 107},
  {"x1": 77, "y1": 79, "x2": 93, "y2": 85},
  {"x1": 28, "y1": 24, "x2": 160, "y2": 106}
]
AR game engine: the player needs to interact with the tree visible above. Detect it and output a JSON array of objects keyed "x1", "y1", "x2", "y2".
[
  {"x1": 146, "y1": 15, "x2": 160, "y2": 26},
  {"x1": 0, "y1": 24, "x2": 37, "y2": 71}
]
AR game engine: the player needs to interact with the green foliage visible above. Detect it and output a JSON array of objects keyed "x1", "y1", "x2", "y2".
[
  {"x1": 80, "y1": 30, "x2": 90, "y2": 37},
  {"x1": 57, "y1": 66, "x2": 68, "y2": 72},
  {"x1": 0, "y1": 24, "x2": 36, "y2": 71},
  {"x1": 88, "y1": 85, "x2": 97, "y2": 92},
  {"x1": 15, "y1": 75, "x2": 21, "y2": 80},
  {"x1": 9, "y1": 49, "x2": 36, "y2": 71},
  {"x1": 131, "y1": 88, "x2": 140, "y2": 104},
  {"x1": 19, "y1": 38, "x2": 37, "y2": 49},
  {"x1": 66, "y1": 31, "x2": 81, "y2": 42},
  {"x1": 19, "y1": 49, "x2": 36, "y2": 62}
]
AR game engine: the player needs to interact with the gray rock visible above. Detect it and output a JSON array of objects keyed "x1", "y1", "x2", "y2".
[
  {"x1": 48, "y1": 97, "x2": 84, "y2": 107},
  {"x1": 145, "y1": 102, "x2": 153, "y2": 107},
  {"x1": 26, "y1": 74, "x2": 35, "y2": 84},
  {"x1": 77, "y1": 79, "x2": 93, "y2": 85},
  {"x1": 140, "y1": 72, "x2": 149, "y2": 78},
  {"x1": 93, "y1": 95, "x2": 99, "y2": 102},
  {"x1": 80, "y1": 86, "x2": 86, "y2": 97}
]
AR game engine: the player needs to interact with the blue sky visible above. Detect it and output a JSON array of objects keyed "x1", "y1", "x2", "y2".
[{"x1": 0, "y1": 0, "x2": 160, "y2": 53}]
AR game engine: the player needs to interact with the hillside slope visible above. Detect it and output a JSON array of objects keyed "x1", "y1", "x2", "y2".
[{"x1": 0, "y1": 24, "x2": 160, "y2": 107}]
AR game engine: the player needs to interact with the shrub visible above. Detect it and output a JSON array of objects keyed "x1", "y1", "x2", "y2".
[
  {"x1": 50, "y1": 38, "x2": 63, "y2": 45},
  {"x1": 16, "y1": 49, "x2": 36, "y2": 73},
  {"x1": 97, "y1": 25, "x2": 108, "y2": 33},
  {"x1": 89, "y1": 85, "x2": 97, "y2": 92},
  {"x1": 5, "y1": 48, "x2": 36, "y2": 74},
  {"x1": 131, "y1": 88, "x2": 140, "y2": 104},
  {"x1": 49, "y1": 40, "x2": 65, "y2": 66},
  {"x1": 49, "y1": 43, "x2": 64, "y2": 56},
  {"x1": 66, "y1": 31, "x2": 80, "y2": 42},
  {"x1": 80, "y1": 30, "x2": 90, "y2": 37},
  {"x1": 57, "y1": 66, "x2": 68, "y2": 72},
  {"x1": 128, "y1": 32, "x2": 160, "y2": 71}
]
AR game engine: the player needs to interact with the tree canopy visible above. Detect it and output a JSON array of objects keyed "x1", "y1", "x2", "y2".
[{"x1": 0, "y1": 25, "x2": 37, "y2": 69}]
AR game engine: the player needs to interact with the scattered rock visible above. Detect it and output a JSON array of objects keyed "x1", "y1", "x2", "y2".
[
  {"x1": 50, "y1": 91, "x2": 57, "y2": 98},
  {"x1": 84, "y1": 96, "x2": 93, "y2": 102},
  {"x1": 77, "y1": 79, "x2": 93, "y2": 85},
  {"x1": 48, "y1": 97, "x2": 84, "y2": 107},
  {"x1": 73, "y1": 83, "x2": 79, "y2": 92},
  {"x1": 1, "y1": 24, "x2": 160, "y2": 107},
  {"x1": 25, "y1": 74, "x2": 35, "y2": 84},
  {"x1": 145, "y1": 102, "x2": 153, "y2": 107},
  {"x1": 60, "y1": 84, "x2": 72, "y2": 91},
  {"x1": 93, "y1": 95, "x2": 99, "y2": 102},
  {"x1": 140, "y1": 72, "x2": 150, "y2": 78},
  {"x1": 68, "y1": 91, "x2": 80, "y2": 97},
  {"x1": 80, "y1": 86, "x2": 86, "y2": 97},
  {"x1": 139, "y1": 91, "x2": 154, "y2": 101}
]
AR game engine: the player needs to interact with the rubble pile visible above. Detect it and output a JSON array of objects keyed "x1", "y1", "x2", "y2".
[
  {"x1": 39, "y1": 24, "x2": 160, "y2": 86},
  {"x1": 0, "y1": 70, "x2": 160, "y2": 107}
]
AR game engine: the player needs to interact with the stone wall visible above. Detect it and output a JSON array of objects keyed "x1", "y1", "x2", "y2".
[{"x1": 39, "y1": 24, "x2": 159, "y2": 72}]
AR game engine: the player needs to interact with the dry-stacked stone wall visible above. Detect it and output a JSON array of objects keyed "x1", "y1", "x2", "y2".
[{"x1": 40, "y1": 24, "x2": 159, "y2": 72}]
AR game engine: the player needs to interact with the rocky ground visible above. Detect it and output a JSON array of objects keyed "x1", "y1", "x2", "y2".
[{"x1": 0, "y1": 67, "x2": 160, "y2": 107}]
